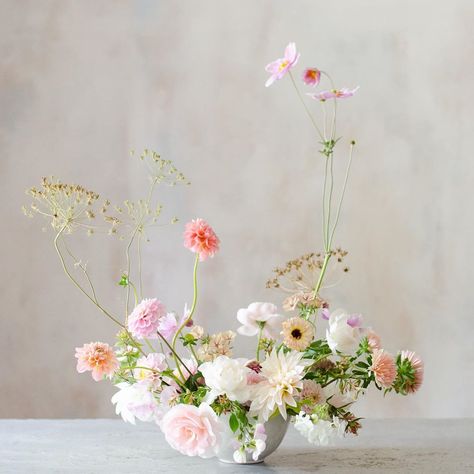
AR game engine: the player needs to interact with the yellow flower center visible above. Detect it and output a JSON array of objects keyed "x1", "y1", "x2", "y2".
[{"x1": 279, "y1": 60, "x2": 289, "y2": 72}]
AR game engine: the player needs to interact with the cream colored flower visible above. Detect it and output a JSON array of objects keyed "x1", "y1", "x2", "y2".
[
  {"x1": 197, "y1": 330, "x2": 236, "y2": 362},
  {"x1": 189, "y1": 325, "x2": 204, "y2": 340},
  {"x1": 282, "y1": 317, "x2": 314, "y2": 351},
  {"x1": 282, "y1": 292, "x2": 325, "y2": 312},
  {"x1": 249, "y1": 349, "x2": 307, "y2": 421}
]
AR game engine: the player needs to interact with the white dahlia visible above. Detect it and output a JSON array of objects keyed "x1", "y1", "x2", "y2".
[{"x1": 249, "y1": 349, "x2": 307, "y2": 421}]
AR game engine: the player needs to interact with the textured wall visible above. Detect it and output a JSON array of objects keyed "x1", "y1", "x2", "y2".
[{"x1": 1, "y1": 0, "x2": 473, "y2": 418}]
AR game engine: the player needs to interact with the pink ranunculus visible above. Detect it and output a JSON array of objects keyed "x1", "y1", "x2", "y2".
[
  {"x1": 127, "y1": 298, "x2": 166, "y2": 339},
  {"x1": 265, "y1": 42, "x2": 300, "y2": 87},
  {"x1": 302, "y1": 68, "x2": 321, "y2": 87},
  {"x1": 183, "y1": 219, "x2": 220, "y2": 261},
  {"x1": 160, "y1": 403, "x2": 222, "y2": 458},
  {"x1": 370, "y1": 349, "x2": 397, "y2": 387},
  {"x1": 75, "y1": 342, "x2": 119, "y2": 382},
  {"x1": 400, "y1": 351, "x2": 424, "y2": 393},
  {"x1": 307, "y1": 86, "x2": 359, "y2": 101}
]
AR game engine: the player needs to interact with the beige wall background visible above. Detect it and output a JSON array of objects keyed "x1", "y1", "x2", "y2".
[{"x1": 1, "y1": 0, "x2": 473, "y2": 418}]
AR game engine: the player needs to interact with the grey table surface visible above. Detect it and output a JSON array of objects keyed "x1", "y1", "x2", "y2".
[{"x1": 1, "y1": 419, "x2": 473, "y2": 474}]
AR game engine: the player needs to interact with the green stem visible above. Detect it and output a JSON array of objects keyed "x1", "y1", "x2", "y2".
[
  {"x1": 171, "y1": 254, "x2": 199, "y2": 380},
  {"x1": 328, "y1": 143, "x2": 355, "y2": 249},
  {"x1": 288, "y1": 71, "x2": 324, "y2": 141},
  {"x1": 53, "y1": 226, "x2": 145, "y2": 356},
  {"x1": 256, "y1": 325, "x2": 263, "y2": 362},
  {"x1": 157, "y1": 329, "x2": 193, "y2": 378},
  {"x1": 313, "y1": 251, "x2": 331, "y2": 298}
]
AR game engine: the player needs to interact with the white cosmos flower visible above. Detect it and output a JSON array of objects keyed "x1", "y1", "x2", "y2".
[
  {"x1": 249, "y1": 349, "x2": 307, "y2": 421},
  {"x1": 237, "y1": 302, "x2": 283, "y2": 338},
  {"x1": 200, "y1": 356, "x2": 252, "y2": 403},
  {"x1": 111, "y1": 383, "x2": 161, "y2": 425},
  {"x1": 326, "y1": 309, "x2": 363, "y2": 354},
  {"x1": 294, "y1": 412, "x2": 344, "y2": 446}
]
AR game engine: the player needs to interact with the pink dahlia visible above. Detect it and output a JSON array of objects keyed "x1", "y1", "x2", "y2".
[
  {"x1": 75, "y1": 342, "x2": 119, "y2": 382},
  {"x1": 183, "y1": 219, "x2": 220, "y2": 261},
  {"x1": 307, "y1": 86, "x2": 359, "y2": 101},
  {"x1": 128, "y1": 298, "x2": 166, "y2": 339},
  {"x1": 400, "y1": 351, "x2": 424, "y2": 393},
  {"x1": 370, "y1": 349, "x2": 397, "y2": 387},
  {"x1": 265, "y1": 42, "x2": 300, "y2": 87},
  {"x1": 302, "y1": 68, "x2": 321, "y2": 87}
]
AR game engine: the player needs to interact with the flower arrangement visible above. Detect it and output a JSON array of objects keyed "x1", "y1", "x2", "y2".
[{"x1": 24, "y1": 42, "x2": 423, "y2": 464}]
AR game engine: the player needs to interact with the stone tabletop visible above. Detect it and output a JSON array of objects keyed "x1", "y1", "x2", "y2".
[{"x1": 1, "y1": 419, "x2": 473, "y2": 473}]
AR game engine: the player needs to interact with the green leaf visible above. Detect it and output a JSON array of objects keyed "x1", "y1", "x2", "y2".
[{"x1": 229, "y1": 413, "x2": 239, "y2": 433}]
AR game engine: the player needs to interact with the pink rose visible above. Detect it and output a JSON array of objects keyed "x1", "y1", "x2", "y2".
[{"x1": 160, "y1": 403, "x2": 222, "y2": 458}]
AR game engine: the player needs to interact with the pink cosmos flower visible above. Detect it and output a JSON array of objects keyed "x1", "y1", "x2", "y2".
[
  {"x1": 265, "y1": 42, "x2": 300, "y2": 87},
  {"x1": 400, "y1": 351, "x2": 424, "y2": 393},
  {"x1": 127, "y1": 298, "x2": 166, "y2": 339},
  {"x1": 370, "y1": 349, "x2": 397, "y2": 387},
  {"x1": 183, "y1": 219, "x2": 220, "y2": 261},
  {"x1": 307, "y1": 86, "x2": 359, "y2": 101},
  {"x1": 158, "y1": 304, "x2": 191, "y2": 340},
  {"x1": 160, "y1": 403, "x2": 222, "y2": 458},
  {"x1": 366, "y1": 329, "x2": 382, "y2": 351},
  {"x1": 75, "y1": 342, "x2": 119, "y2": 382},
  {"x1": 302, "y1": 68, "x2": 321, "y2": 87}
]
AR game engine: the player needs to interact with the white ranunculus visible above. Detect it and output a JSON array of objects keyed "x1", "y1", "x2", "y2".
[
  {"x1": 325, "y1": 309, "x2": 362, "y2": 355},
  {"x1": 111, "y1": 383, "x2": 161, "y2": 424},
  {"x1": 200, "y1": 356, "x2": 252, "y2": 403},
  {"x1": 236, "y1": 302, "x2": 283, "y2": 338}
]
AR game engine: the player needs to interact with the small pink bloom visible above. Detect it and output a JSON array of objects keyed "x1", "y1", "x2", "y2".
[
  {"x1": 265, "y1": 42, "x2": 300, "y2": 87},
  {"x1": 302, "y1": 68, "x2": 321, "y2": 87},
  {"x1": 347, "y1": 314, "x2": 363, "y2": 328},
  {"x1": 307, "y1": 86, "x2": 359, "y2": 101},
  {"x1": 366, "y1": 329, "x2": 382, "y2": 351},
  {"x1": 321, "y1": 308, "x2": 330, "y2": 320},
  {"x1": 75, "y1": 342, "x2": 119, "y2": 382},
  {"x1": 161, "y1": 403, "x2": 222, "y2": 458},
  {"x1": 400, "y1": 351, "x2": 424, "y2": 393},
  {"x1": 158, "y1": 313, "x2": 179, "y2": 339},
  {"x1": 128, "y1": 298, "x2": 166, "y2": 339},
  {"x1": 183, "y1": 219, "x2": 220, "y2": 261},
  {"x1": 370, "y1": 349, "x2": 397, "y2": 387},
  {"x1": 134, "y1": 353, "x2": 167, "y2": 388}
]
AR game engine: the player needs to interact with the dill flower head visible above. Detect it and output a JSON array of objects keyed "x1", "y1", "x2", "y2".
[
  {"x1": 23, "y1": 177, "x2": 119, "y2": 235},
  {"x1": 266, "y1": 249, "x2": 349, "y2": 293},
  {"x1": 282, "y1": 317, "x2": 314, "y2": 351}
]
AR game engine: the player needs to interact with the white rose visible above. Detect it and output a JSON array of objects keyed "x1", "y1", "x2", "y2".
[
  {"x1": 236, "y1": 302, "x2": 283, "y2": 338},
  {"x1": 325, "y1": 309, "x2": 362, "y2": 354},
  {"x1": 200, "y1": 355, "x2": 252, "y2": 403}
]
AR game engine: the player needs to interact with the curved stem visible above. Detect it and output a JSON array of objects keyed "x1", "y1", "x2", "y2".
[
  {"x1": 288, "y1": 71, "x2": 324, "y2": 141},
  {"x1": 158, "y1": 329, "x2": 192, "y2": 378},
  {"x1": 53, "y1": 226, "x2": 145, "y2": 356},
  {"x1": 326, "y1": 153, "x2": 335, "y2": 249},
  {"x1": 171, "y1": 254, "x2": 199, "y2": 380},
  {"x1": 328, "y1": 143, "x2": 355, "y2": 249}
]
